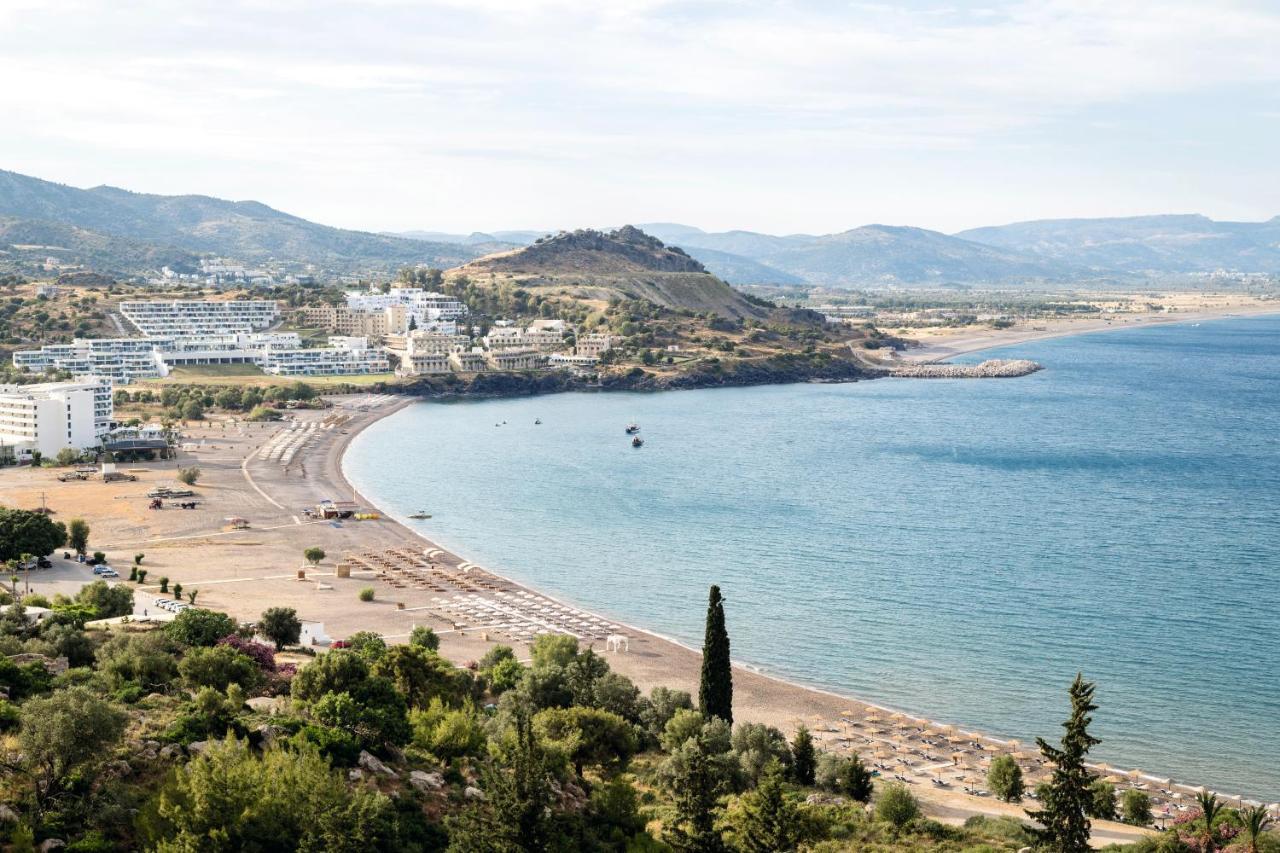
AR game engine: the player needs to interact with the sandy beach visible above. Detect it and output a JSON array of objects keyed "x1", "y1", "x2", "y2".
[
  {"x1": 895, "y1": 295, "x2": 1280, "y2": 362},
  {"x1": 12, "y1": 363, "x2": 1259, "y2": 842}
]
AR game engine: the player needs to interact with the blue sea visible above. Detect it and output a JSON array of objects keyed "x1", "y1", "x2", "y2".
[{"x1": 344, "y1": 315, "x2": 1280, "y2": 799}]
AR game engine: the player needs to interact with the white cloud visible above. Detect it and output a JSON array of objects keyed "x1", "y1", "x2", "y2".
[{"x1": 0, "y1": 0, "x2": 1277, "y2": 232}]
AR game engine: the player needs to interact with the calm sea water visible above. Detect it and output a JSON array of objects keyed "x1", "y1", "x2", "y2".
[{"x1": 344, "y1": 315, "x2": 1280, "y2": 798}]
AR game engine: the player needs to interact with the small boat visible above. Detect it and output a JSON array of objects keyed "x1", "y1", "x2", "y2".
[
  {"x1": 631, "y1": 436, "x2": 644, "y2": 448},
  {"x1": 409, "y1": 511, "x2": 432, "y2": 520},
  {"x1": 534, "y1": 418, "x2": 542, "y2": 425},
  {"x1": 625, "y1": 423, "x2": 640, "y2": 434}
]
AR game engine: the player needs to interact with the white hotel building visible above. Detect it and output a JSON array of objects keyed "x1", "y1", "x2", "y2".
[
  {"x1": 0, "y1": 379, "x2": 113, "y2": 461},
  {"x1": 345, "y1": 288, "x2": 468, "y2": 325},
  {"x1": 120, "y1": 300, "x2": 279, "y2": 336}
]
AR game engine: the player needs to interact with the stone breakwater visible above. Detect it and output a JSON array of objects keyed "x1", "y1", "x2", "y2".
[{"x1": 892, "y1": 358, "x2": 1043, "y2": 378}]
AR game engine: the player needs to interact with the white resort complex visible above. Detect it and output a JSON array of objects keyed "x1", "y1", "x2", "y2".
[
  {"x1": 120, "y1": 299, "x2": 280, "y2": 336},
  {"x1": 11, "y1": 292, "x2": 621, "y2": 387}
]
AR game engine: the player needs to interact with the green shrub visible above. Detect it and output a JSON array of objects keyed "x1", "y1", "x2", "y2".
[
  {"x1": 876, "y1": 783, "x2": 920, "y2": 829},
  {"x1": 358, "y1": 588, "x2": 374, "y2": 602}
]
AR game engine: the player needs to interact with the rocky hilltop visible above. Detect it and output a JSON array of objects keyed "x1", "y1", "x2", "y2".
[
  {"x1": 459, "y1": 226, "x2": 707, "y2": 275},
  {"x1": 452, "y1": 226, "x2": 767, "y2": 320}
]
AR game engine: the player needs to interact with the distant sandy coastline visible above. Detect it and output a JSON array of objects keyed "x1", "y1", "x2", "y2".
[{"x1": 898, "y1": 302, "x2": 1280, "y2": 363}]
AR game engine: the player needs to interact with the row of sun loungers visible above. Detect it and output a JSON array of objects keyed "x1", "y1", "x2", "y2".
[
  {"x1": 430, "y1": 591, "x2": 623, "y2": 644},
  {"x1": 259, "y1": 422, "x2": 319, "y2": 466}
]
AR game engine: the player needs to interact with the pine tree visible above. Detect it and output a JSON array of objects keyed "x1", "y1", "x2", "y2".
[
  {"x1": 1027, "y1": 674, "x2": 1101, "y2": 853},
  {"x1": 791, "y1": 725, "x2": 816, "y2": 786},
  {"x1": 839, "y1": 753, "x2": 874, "y2": 802},
  {"x1": 665, "y1": 732, "x2": 729, "y2": 853},
  {"x1": 699, "y1": 585, "x2": 733, "y2": 725},
  {"x1": 735, "y1": 762, "x2": 803, "y2": 853},
  {"x1": 446, "y1": 708, "x2": 558, "y2": 852}
]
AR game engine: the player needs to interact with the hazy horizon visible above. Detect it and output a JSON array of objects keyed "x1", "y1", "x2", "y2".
[{"x1": 2, "y1": 1, "x2": 1278, "y2": 236}]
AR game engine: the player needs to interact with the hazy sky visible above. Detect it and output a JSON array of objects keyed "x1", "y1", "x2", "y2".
[{"x1": 2, "y1": 0, "x2": 1278, "y2": 235}]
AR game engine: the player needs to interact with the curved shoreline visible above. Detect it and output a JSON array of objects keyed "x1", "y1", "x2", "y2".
[{"x1": 325, "y1": 390, "x2": 1266, "y2": 834}]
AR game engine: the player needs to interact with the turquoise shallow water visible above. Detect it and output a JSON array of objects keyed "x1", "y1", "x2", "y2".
[{"x1": 344, "y1": 314, "x2": 1280, "y2": 799}]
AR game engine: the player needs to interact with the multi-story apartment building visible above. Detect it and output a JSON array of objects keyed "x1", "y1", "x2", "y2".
[
  {"x1": 576, "y1": 333, "x2": 619, "y2": 357},
  {"x1": 13, "y1": 333, "x2": 311, "y2": 381},
  {"x1": 13, "y1": 338, "x2": 168, "y2": 384},
  {"x1": 482, "y1": 326, "x2": 565, "y2": 352},
  {"x1": 0, "y1": 378, "x2": 112, "y2": 461},
  {"x1": 295, "y1": 304, "x2": 412, "y2": 338},
  {"x1": 259, "y1": 337, "x2": 390, "y2": 377},
  {"x1": 485, "y1": 348, "x2": 546, "y2": 371},
  {"x1": 448, "y1": 351, "x2": 488, "y2": 373},
  {"x1": 119, "y1": 300, "x2": 279, "y2": 336},
  {"x1": 399, "y1": 352, "x2": 450, "y2": 375}
]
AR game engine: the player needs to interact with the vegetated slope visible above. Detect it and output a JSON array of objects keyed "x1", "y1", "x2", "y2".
[
  {"x1": 955, "y1": 214, "x2": 1280, "y2": 273},
  {"x1": 0, "y1": 169, "x2": 483, "y2": 272},
  {"x1": 0, "y1": 217, "x2": 200, "y2": 277},
  {"x1": 454, "y1": 226, "x2": 768, "y2": 319}
]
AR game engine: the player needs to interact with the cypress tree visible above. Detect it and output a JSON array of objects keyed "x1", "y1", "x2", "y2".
[
  {"x1": 1027, "y1": 673, "x2": 1101, "y2": 853},
  {"x1": 699, "y1": 585, "x2": 733, "y2": 725},
  {"x1": 791, "y1": 725, "x2": 816, "y2": 785}
]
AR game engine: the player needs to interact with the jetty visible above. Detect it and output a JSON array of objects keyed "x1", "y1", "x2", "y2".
[{"x1": 891, "y1": 358, "x2": 1042, "y2": 379}]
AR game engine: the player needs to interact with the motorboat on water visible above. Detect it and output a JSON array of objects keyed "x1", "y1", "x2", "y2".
[
  {"x1": 631, "y1": 436, "x2": 644, "y2": 448},
  {"x1": 409, "y1": 511, "x2": 432, "y2": 519},
  {"x1": 625, "y1": 423, "x2": 640, "y2": 434}
]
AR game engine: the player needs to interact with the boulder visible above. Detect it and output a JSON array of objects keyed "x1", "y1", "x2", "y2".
[
  {"x1": 246, "y1": 696, "x2": 283, "y2": 715},
  {"x1": 464, "y1": 786, "x2": 485, "y2": 801},
  {"x1": 187, "y1": 740, "x2": 210, "y2": 755},
  {"x1": 0, "y1": 804, "x2": 20, "y2": 824},
  {"x1": 348, "y1": 768, "x2": 364, "y2": 782},
  {"x1": 358, "y1": 750, "x2": 397, "y2": 778},
  {"x1": 106, "y1": 759, "x2": 132, "y2": 776},
  {"x1": 38, "y1": 841, "x2": 65, "y2": 852},
  {"x1": 159, "y1": 744, "x2": 182, "y2": 760},
  {"x1": 409, "y1": 770, "x2": 446, "y2": 792},
  {"x1": 254, "y1": 724, "x2": 286, "y2": 749}
]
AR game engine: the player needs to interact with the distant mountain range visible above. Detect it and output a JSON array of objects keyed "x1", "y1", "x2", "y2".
[
  {"x1": 401, "y1": 216, "x2": 1280, "y2": 286},
  {"x1": 0, "y1": 170, "x2": 486, "y2": 276},
  {"x1": 954, "y1": 215, "x2": 1280, "y2": 274},
  {"x1": 2, "y1": 169, "x2": 1276, "y2": 286}
]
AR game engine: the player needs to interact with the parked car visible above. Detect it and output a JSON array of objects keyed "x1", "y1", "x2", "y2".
[
  {"x1": 37, "y1": 558, "x2": 52, "y2": 568},
  {"x1": 99, "y1": 569, "x2": 119, "y2": 578},
  {"x1": 330, "y1": 640, "x2": 349, "y2": 649},
  {"x1": 92, "y1": 565, "x2": 113, "y2": 575}
]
